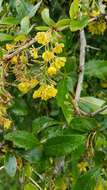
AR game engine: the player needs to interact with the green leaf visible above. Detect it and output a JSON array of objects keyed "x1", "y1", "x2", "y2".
[
  {"x1": 32, "y1": 116, "x2": 58, "y2": 133},
  {"x1": 61, "y1": 100, "x2": 74, "y2": 124},
  {"x1": 4, "y1": 155, "x2": 17, "y2": 177},
  {"x1": 0, "y1": 33, "x2": 13, "y2": 41},
  {"x1": 28, "y1": 0, "x2": 42, "y2": 18},
  {"x1": 10, "y1": 99, "x2": 28, "y2": 116},
  {"x1": 80, "y1": 96, "x2": 105, "y2": 112},
  {"x1": 70, "y1": 16, "x2": 88, "y2": 31},
  {"x1": 55, "y1": 18, "x2": 70, "y2": 30},
  {"x1": 73, "y1": 168, "x2": 100, "y2": 190},
  {"x1": 4, "y1": 131, "x2": 38, "y2": 150},
  {"x1": 70, "y1": 117, "x2": 97, "y2": 133},
  {"x1": 41, "y1": 8, "x2": 55, "y2": 26},
  {"x1": 0, "y1": 0, "x2": 3, "y2": 12},
  {"x1": 69, "y1": 0, "x2": 79, "y2": 19},
  {"x1": 35, "y1": 26, "x2": 49, "y2": 31},
  {"x1": 20, "y1": 16, "x2": 30, "y2": 35},
  {"x1": 0, "y1": 17, "x2": 19, "y2": 25},
  {"x1": 23, "y1": 148, "x2": 42, "y2": 163},
  {"x1": 44, "y1": 135, "x2": 85, "y2": 156},
  {"x1": 56, "y1": 79, "x2": 68, "y2": 107},
  {"x1": 24, "y1": 183, "x2": 37, "y2": 190},
  {"x1": 15, "y1": 0, "x2": 42, "y2": 19},
  {"x1": 85, "y1": 60, "x2": 107, "y2": 80}
]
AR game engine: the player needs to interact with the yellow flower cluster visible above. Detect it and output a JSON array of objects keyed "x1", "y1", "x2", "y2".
[
  {"x1": 6, "y1": 44, "x2": 14, "y2": 51},
  {"x1": 53, "y1": 43, "x2": 64, "y2": 54},
  {"x1": 88, "y1": 21, "x2": 106, "y2": 35},
  {"x1": 77, "y1": 161, "x2": 89, "y2": 172},
  {"x1": 47, "y1": 57, "x2": 66, "y2": 76},
  {"x1": 3, "y1": 118, "x2": 12, "y2": 129},
  {"x1": 35, "y1": 31, "x2": 51, "y2": 45},
  {"x1": 91, "y1": 10, "x2": 100, "y2": 17},
  {"x1": 42, "y1": 51, "x2": 54, "y2": 62},
  {"x1": 18, "y1": 79, "x2": 39, "y2": 94},
  {"x1": 33, "y1": 84, "x2": 57, "y2": 100},
  {"x1": 30, "y1": 48, "x2": 38, "y2": 59},
  {"x1": 0, "y1": 103, "x2": 12, "y2": 129},
  {"x1": 10, "y1": 56, "x2": 18, "y2": 64}
]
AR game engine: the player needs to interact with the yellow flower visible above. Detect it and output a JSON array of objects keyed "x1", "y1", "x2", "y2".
[
  {"x1": 47, "y1": 66, "x2": 57, "y2": 76},
  {"x1": 18, "y1": 82, "x2": 30, "y2": 94},
  {"x1": 88, "y1": 21, "x2": 106, "y2": 35},
  {"x1": 54, "y1": 57, "x2": 66, "y2": 69},
  {"x1": 30, "y1": 79, "x2": 39, "y2": 88},
  {"x1": 91, "y1": 10, "x2": 100, "y2": 17},
  {"x1": 10, "y1": 56, "x2": 18, "y2": 64},
  {"x1": 35, "y1": 32, "x2": 51, "y2": 45},
  {"x1": 30, "y1": 48, "x2": 38, "y2": 59},
  {"x1": 3, "y1": 118, "x2": 12, "y2": 129},
  {"x1": 18, "y1": 79, "x2": 39, "y2": 94},
  {"x1": 53, "y1": 43, "x2": 64, "y2": 54},
  {"x1": 0, "y1": 104, "x2": 7, "y2": 116},
  {"x1": 6, "y1": 44, "x2": 14, "y2": 51},
  {"x1": 77, "y1": 162, "x2": 89, "y2": 172},
  {"x1": 42, "y1": 51, "x2": 54, "y2": 62},
  {"x1": 33, "y1": 84, "x2": 57, "y2": 100}
]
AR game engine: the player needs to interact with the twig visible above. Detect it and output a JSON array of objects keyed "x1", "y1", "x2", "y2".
[
  {"x1": 29, "y1": 177, "x2": 43, "y2": 190},
  {"x1": 3, "y1": 38, "x2": 36, "y2": 61},
  {"x1": 86, "y1": 45, "x2": 100, "y2": 51},
  {"x1": 75, "y1": 29, "x2": 86, "y2": 102},
  {"x1": 90, "y1": 105, "x2": 107, "y2": 117}
]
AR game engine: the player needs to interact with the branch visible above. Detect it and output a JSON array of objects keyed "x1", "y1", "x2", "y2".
[
  {"x1": 90, "y1": 105, "x2": 107, "y2": 117},
  {"x1": 75, "y1": 29, "x2": 86, "y2": 102},
  {"x1": 3, "y1": 38, "x2": 36, "y2": 61}
]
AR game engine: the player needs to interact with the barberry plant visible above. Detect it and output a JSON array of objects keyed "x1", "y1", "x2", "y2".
[{"x1": 0, "y1": 0, "x2": 107, "y2": 189}]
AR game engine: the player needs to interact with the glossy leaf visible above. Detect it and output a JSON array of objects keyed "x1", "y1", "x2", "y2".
[
  {"x1": 4, "y1": 131, "x2": 38, "y2": 150},
  {"x1": 44, "y1": 135, "x2": 85, "y2": 156}
]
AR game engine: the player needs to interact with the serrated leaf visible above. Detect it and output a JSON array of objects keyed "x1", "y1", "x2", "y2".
[
  {"x1": 41, "y1": 8, "x2": 55, "y2": 26},
  {"x1": 70, "y1": 16, "x2": 88, "y2": 31},
  {"x1": 70, "y1": 117, "x2": 97, "y2": 133},
  {"x1": 4, "y1": 155, "x2": 17, "y2": 177},
  {"x1": 4, "y1": 131, "x2": 38, "y2": 150},
  {"x1": 44, "y1": 135, "x2": 85, "y2": 156},
  {"x1": 85, "y1": 60, "x2": 107, "y2": 80}
]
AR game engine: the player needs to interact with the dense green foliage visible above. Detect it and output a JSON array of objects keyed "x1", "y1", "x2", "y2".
[{"x1": 0, "y1": 0, "x2": 107, "y2": 189}]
